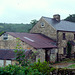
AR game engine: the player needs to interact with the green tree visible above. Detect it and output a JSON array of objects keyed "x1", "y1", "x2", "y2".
[
  {"x1": 64, "y1": 14, "x2": 75, "y2": 22},
  {"x1": 67, "y1": 41, "x2": 72, "y2": 58},
  {"x1": 14, "y1": 38, "x2": 30, "y2": 66},
  {"x1": 30, "y1": 19, "x2": 38, "y2": 27},
  {"x1": 0, "y1": 31, "x2": 5, "y2": 36},
  {"x1": 14, "y1": 38, "x2": 36, "y2": 67}
]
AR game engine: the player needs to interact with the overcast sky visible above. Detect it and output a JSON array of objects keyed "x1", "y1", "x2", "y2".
[{"x1": 0, "y1": 0, "x2": 75, "y2": 23}]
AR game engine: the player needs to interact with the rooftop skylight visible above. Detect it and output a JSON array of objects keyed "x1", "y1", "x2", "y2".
[{"x1": 24, "y1": 37, "x2": 34, "y2": 42}]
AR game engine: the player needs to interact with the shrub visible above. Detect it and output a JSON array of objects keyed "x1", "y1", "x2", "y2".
[
  {"x1": 31, "y1": 59, "x2": 56, "y2": 75},
  {"x1": 0, "y1": 31, "x2": 5, "y2": 36},
  {"x1": 0, "y1": 65, "x2": 42, "y2": 75}
]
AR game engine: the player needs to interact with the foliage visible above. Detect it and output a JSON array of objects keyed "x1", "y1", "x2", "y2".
[
  {"x1": 31, "y1": 59, "x2": 56, "y2": 75},
  {"x1": 64, "y1": 14, "x2": 75, "y2": 22},
  {"x1": 14, "y1": 38, "x2": 30, "y2": 67},
  {"x1": 15, "y1": 38, "x2": 23, "y2": 50},
  {"x1": 15, "y1": 38, "x2": 36, "y2": 67},
  {"x1": 30, "y1": 19, "x2": 38, "y2": 27},
  {"x1": 14, "y1": 38, "x2": 56, "y2": 75},
  {"x1": 58, "y1": 58, "x2": 75, "y2": 63},
  {"x1": 0, "y1": 31, "x2": 5, "y2": 36},
  {"x1": 66, "y1": 64, "x2": 75, "y2": 69},
  {"x1": 0, "y1": 64, "x2": 75, "y2": 75},
  {"x1": 67, "y1": 41, "x2": 72, "y2": 58},
  {"x1": 14, "y1": 49, "x2": 29, "y2": 66},
  {"x1": 0, "y1": 65, "x2": 42, "y2": 75},
  {"x1": 0, "y1": 23, "x2": 32, "y2": 33}
]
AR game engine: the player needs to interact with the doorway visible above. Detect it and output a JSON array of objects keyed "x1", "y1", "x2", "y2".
[{"x1": 45, "y1": 50, "x2": 50, "y2": 62}]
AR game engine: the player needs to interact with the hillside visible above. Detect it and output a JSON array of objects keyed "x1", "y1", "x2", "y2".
[{"x1": 0, "y1": 23, "x2": 33, "y2": 33}]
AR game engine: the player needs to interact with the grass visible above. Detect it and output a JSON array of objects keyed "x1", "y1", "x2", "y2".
[
  {"x1": 54, "y1": 58, "x2": 75, "y2": 64},
  {"x1": 66, "y1": 64, "x2": 75, "y2": 69},
  {"x1": 52, "y1": 58, "x2": 75, "y2": 69}
]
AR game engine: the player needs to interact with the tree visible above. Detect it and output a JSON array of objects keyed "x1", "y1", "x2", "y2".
[
  {"x1": 67, "y1": 41, "x2": 72, "y2": 58},
  {"x1": 30, "y1": 19, "x2": 38, "y2": 27},
  {"x1": 14, "y1": 38, "x2": 36, "y2": 66},
  {"x1": 64, "y1": 14, "x2": 75, "y2": 22}
]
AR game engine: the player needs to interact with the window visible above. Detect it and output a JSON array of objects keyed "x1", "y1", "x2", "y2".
[
  {"x1": 41, "y1": 22, "x2": 45, "y2": 27},
  {"x1": 24, "y1": 37, "x2": 34, "y2": 42},
  {"x1": 63, "y1": 48, "x2": 66, "y2": 55},
  {"x1": 3, "y1": 33, "x2": 8, "y2": 40},
  {"x1": 6, "y1": 60, "x2": 11, "y2": 66},
  {"x1": 63, "y1": 33, "x2": 66, "y2": 40},
  {"x1": 0, "y1": 60, "x2": 4, "y2": 67},
  {"x1": 74, "y1": 34, "x2": 75, "y2": 40}
]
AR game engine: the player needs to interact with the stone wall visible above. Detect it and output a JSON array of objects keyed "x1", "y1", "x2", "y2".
[
  {"x1": 0, "y1": 34, "x2": 36, "y2": 51},
  {"x1": 36, "y1": 48, "x2": 58, "y2": 62},
  {"x1": 30, "y1": 17, "x2": 57, "y2": 41},
  {"x1": 58, "y1": 31, "x2": 75, "y2": 54},
  {"x1": 36, "y1": 49, "x2": 45, "y2": 62},
  {"x1": 50, "y1": 48, "x2": 58, "y2": 62}
]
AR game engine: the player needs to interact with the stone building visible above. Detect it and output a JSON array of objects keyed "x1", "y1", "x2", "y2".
[
  {"x1": 30, "y1": 14, "x2": 75, "y2": 59},
  {"x1": 0, "y1": 49, "x2": 17, "y2": 67},
  {"x1": 0, "y1": 49, "x2": 34, "y2": 67},
  {"x1": 0, "y1": 32, "x2": 57, "y2": 62},
  {"x1": 1, "y1": 14, "x2": 75, "y2": 62}
]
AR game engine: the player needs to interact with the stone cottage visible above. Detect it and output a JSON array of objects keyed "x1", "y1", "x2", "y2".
[
  {"x1": 0, "y1": 32, "x2": 57, "y2": 62},
  {"x1": 1, "y1": 14, "x2": 75, "y2": 62},
  {"x1": 30, "y1": 14, "x2": 75, "y2": 59}
]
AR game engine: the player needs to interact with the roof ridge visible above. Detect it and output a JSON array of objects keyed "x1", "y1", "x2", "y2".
[{"x1": 42, "y1": 16, "x2": 75, "y2": 24}]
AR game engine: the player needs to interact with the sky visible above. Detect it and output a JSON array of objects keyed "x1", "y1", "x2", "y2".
[{"x1": 0, "y1": 0, "x2": 75, "y2": 24}]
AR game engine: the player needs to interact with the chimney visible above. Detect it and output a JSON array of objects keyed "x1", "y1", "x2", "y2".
[{"x1": 53, "y1": 14, "x2": 60, "y2": 21}]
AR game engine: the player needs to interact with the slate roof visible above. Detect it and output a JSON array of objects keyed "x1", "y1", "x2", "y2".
[
  {"x1": 6, "y1": 32, "x2": 57, "y2": 49},
  {"x1": 0, "y1": 49, "x2": 33, "y2": 60},
  {"x1": 0, "y1": 49, "x2": 15, "y2": 60},
  {"x1": 43, "y1": 16, "x2": 75, "y2": 32}
]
